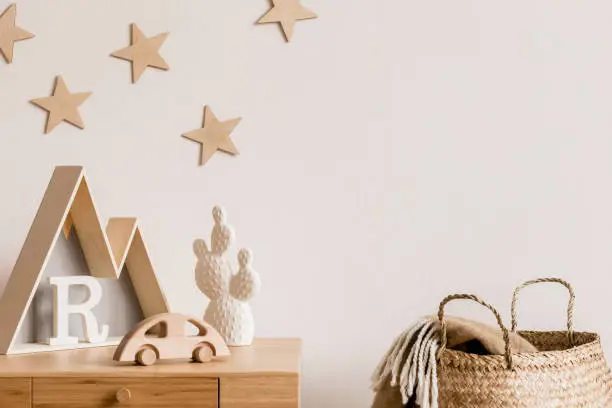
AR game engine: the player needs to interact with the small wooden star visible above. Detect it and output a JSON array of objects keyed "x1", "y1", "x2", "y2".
[
  {"x1": 111, "y1": 23, "x2": 169, "y2": 83},
  {"x1": 30, "y1": 76, "x2": 92, "y2": 134},
  {"x1": 257, "y1": 0, "x2": 317, "y2": 42},
  {"x1": 182, "y1": 106, "x2": 242, "y2": 166},
  {"x1": 0, "y1": 3, "x2": 34, "y2": 64}
]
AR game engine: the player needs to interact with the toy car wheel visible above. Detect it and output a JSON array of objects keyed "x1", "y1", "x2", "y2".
[
  {"x1": 136, "y1": 347, "x2": 157, "y2": 366},
  {"x1": 192, "y1": 343, "x2": 213, "y2": 363}
]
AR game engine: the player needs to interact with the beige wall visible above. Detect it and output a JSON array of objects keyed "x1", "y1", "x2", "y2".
[{"x1": 1, "y1": 1, "x2": 611, "y2": 406}]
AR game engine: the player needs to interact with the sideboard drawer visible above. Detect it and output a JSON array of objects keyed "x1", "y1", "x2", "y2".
[
  {"x1": 0, "y1": 378, "x2": 30, "y2": 408},
  {"x1": 33, "y1": 377, "x2": 218, "y2": 408},
  {"x1": 220, "y1": 375, "x2": 299, "y2": 408}
]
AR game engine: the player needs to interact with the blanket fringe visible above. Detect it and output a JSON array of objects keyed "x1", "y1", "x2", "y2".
[{"x1": 371, "y1": 317, "x2": 440, "y2": 408}]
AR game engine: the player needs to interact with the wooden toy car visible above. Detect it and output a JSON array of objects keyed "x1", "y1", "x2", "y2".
[{"x1": 113, "y1": 313, "x2": 230, "y2": 366}]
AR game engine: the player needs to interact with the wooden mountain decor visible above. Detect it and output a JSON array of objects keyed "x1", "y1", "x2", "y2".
[
  {"x1": 0, "y1": 3, "x2": 35, "y2": 64},
  {"x1": 257, "y1": 0, "x2": 318, "y2": 42},
  {"x1": 0, "y1": 166, "x2": 170, "y2": 355}
]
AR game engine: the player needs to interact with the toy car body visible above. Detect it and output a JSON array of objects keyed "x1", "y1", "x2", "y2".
[{"x1": 113, "y1": 313, "x2": 230, "y2": 366}]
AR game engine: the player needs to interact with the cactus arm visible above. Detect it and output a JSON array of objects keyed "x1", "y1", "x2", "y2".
[
  {"x1": 195, "y1": 262, "x2": 223, "y2": 300},
  {"x1": 193, "y1": 238, "x2": 224, "y2": 300},
  {"x1": 195, "y1": 253, "x2": 232, "y2": 301},
  {"x1": 230, "y1": 265, "x2": 261, "y2": 301},
  {"x1": 230, "y1": 248, "x2": 260, "y2": 301},
  {"x1": 193, "y1": 239, "x2": 208, "y2": 259}
]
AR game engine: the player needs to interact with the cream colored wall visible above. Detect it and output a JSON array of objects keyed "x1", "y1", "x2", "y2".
[{"x1": 1, "y1": 1, "x2": 612, "y2": 406}]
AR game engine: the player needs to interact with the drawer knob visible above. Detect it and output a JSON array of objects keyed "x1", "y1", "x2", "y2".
[{"x1": 116, "y1": 387, "x2": 132, "y2": 403}]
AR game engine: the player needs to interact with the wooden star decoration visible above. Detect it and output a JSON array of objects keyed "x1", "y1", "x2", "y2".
[
  {"x1": 111, "y1": 23, "x2": 169, "y2": 83},
  {"x1": 257, "y1": 0, "x2": 317, "y2": 42},
  {"x1": 182, "y1": 106, "x2": 242, "y2": 166},
  {"x1": 30, "y1": 76, "x2": 92, "y2": 134},
  {"x1": 0, "y1": 3, "x2": 34, "y2": 64}
]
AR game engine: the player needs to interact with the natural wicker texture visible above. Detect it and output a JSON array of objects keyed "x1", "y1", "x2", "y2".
[
  {"x1": 438, "y1": 294, "x2": 513, "y2": 369},
  {"x1": 436, "y1": 279, "x2": 612, "y2": 407},
  {"x1": 438, "y1": 331, "x2": 612, "y2": 407},
  {"x1": 511, "y1": 277, "x2": 575, "y2": 345}
]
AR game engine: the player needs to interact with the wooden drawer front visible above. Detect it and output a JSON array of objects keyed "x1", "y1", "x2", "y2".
[
  {"x1": 0, "y1": 378, "x2": 31, "y2": 408},
  {"x1": 220, "y1": 375, "x2": 299, "y2": 408},
  {"x1": 33, "y1": 377, "x2": 218, "y2": 408}
]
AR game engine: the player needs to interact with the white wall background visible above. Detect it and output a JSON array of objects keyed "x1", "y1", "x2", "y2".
[{"x1": 2, "y1": 0, "x2": 612, "y2": 406}]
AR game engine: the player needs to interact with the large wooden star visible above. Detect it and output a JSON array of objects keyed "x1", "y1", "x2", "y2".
[
  {"x1": 30, "y1": 76, "x2": 92, "y2": 134},
  {"x1": 257, "y1": 0, "x2": 317, "y2": 42},
  {"x1": 0, "y1": 3, "x2": 34, "y2": 64},
  {"x1": 111, "y1": 23, "x2": 169, "y2": 83},
  {"x1": 182, "y1": 106, "x2": 242, "y2": 166}
]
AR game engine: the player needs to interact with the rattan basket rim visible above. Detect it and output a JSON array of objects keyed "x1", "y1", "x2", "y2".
[{"x1": 439, "y1": 330, "x2": 601, "y2": 369}]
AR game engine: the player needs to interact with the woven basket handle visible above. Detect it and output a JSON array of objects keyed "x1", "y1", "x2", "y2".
[
  {"x1": 510, "y1": 278, "x2": 575, "y2": 346},
  {"x1": 438, "y1": 294, "x2": 513, "y2": 370}
]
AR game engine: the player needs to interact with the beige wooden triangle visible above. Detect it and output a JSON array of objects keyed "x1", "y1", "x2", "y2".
[{"x1": 0, "y1": 166, "x2": 170, "y2": 355}]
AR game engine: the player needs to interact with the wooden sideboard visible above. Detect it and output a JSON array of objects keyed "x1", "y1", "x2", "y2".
[{"x1": 0, "y1": 338, "x2": 300, "y2": 408}]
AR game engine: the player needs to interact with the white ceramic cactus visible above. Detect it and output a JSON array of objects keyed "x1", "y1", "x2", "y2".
[{"x1": 193, "y1": 206, "x2": 261, "y2": 346}]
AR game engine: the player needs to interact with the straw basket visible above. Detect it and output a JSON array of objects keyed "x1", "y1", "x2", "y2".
[{"x1": 436, "y1": 278, "x2": 612, "y2": 407}]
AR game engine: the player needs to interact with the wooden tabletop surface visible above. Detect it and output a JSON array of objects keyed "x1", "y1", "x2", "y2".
[{"x1": 0, "y1": 338, "x2": 301, "y2": 378}]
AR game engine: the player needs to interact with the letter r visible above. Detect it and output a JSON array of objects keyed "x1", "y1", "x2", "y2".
[{"x1": 48, "y1": 276, "x2": 109, "y2": 346}]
